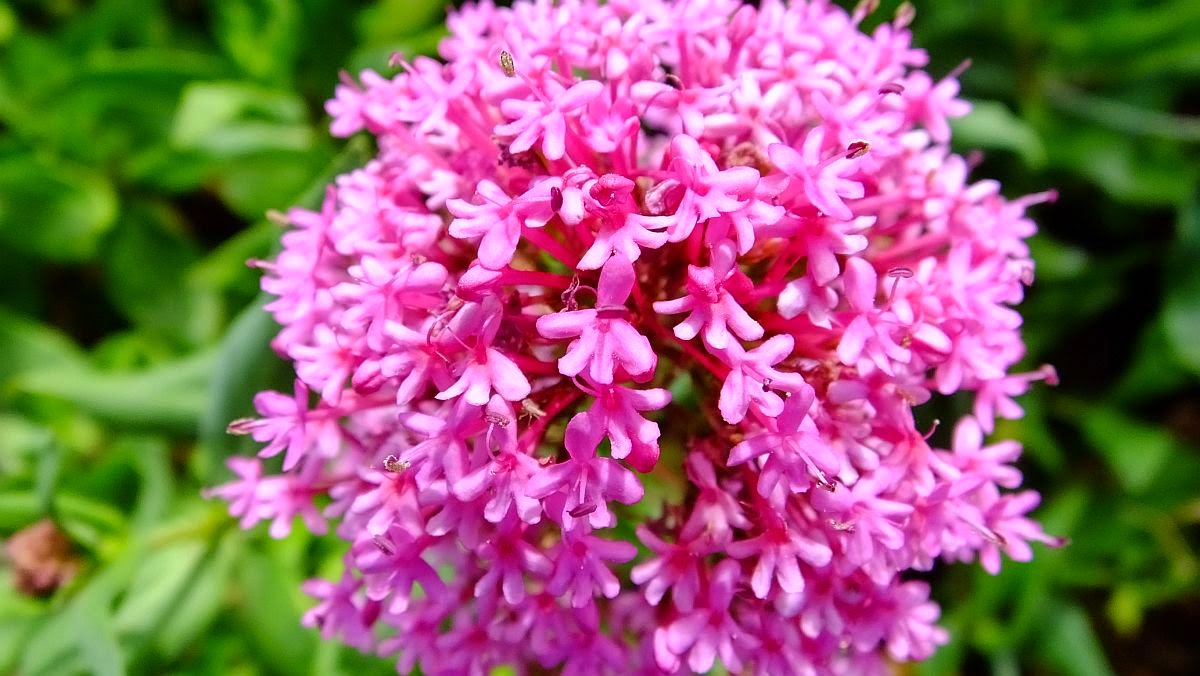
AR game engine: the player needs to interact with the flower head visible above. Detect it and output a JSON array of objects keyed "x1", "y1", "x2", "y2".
[{"x1": 212, "y1": 1, "x2": 1057, "y2": 673}]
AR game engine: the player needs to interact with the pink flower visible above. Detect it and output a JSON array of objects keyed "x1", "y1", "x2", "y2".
[
  {"x1": 716, "y1": 334, "x2": 807, "y2": 424},
  {"x1": 535, "y1": 254, "x2": 655, "y2": 384},
  {"x1": 727, "y1": 513, "x2": 833, "y2": 598},
  {"x1": 215, "y1": 1, "x2": 1058, "y2": 672},
  {"x1": 630, "y1": 524, "x2": 708, "y2": 612},
  {"x1": 496, "y1": 78, "x2": 606, "y2": 160},
  {"x1": 654, "y1": 240, "x2": 763, "y2": 349},
  {"x1": 729, "y1": 386, "x2": 842, "y2": 498},
  {"x1": 652, "y1": 559, "x2": 757, "y2": 673},
  {"x1": 638, "y1": 134, "x2": 763, "y2": 243},
  {"x1": 577, "y1": 383, "x2": 671, "y2": 472},
  {"x1": 525, "y1": 413, "x2": 645, "y2": 530},
  {"x1": 770, "y1": 128, "x2": 866, "y2": 222},
  {"x1": 547, "y1": 530, "x2": 638, "y2": 607},
  {"x1": 576, "y1": 174, "x2": 669, "y2": 270}
]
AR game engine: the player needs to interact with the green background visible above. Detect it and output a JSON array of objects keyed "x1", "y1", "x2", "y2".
[{"x1": 0, "y1": 0, "x2": 1197, "y2": 674}]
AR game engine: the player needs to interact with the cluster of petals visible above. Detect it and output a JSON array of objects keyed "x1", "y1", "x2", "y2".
[{"x1": 211, "y1": 0, "x2": 1062, "y2": 673}]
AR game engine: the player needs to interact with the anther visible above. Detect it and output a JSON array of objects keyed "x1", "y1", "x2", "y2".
[
  {"x1": 550, "y1": 186, "x2": 564, "y2": 212},
  {"x1": 372, "y1": 535, "x2": 396, "y2": 556},
  {"x1": 483, "y1": 412, "x2": 511, "y2": 428},
  {"x1": 921, "y1": 419, "x2": 940, "y2": 441},
  {"x1": 569, "y1": 503, "x2": 598, "y2": 518},
  {"x1": 886, "y1": 267, "x2": 913, "y2": 306},
  {"x1": 845, "y1": 140, "x2": 871, "y2": 160},
  {"x1": 878, "y1": 82, "x2": 905, "y2": 96},
  {"x1": 894, "y1": 2, "x2": 916, "y2": 28},
  {"x1": 499, "y1": 50, "x2": 516, "y2": 77},
  {"x1": 383, "y1": 454, "x2": 410, "y2": 472},
  {"x1": 1039, "y1": 364, "x2": 1060, "y2": 386},
  {"x1": 761, "y1": 377, "x2": 773, "y2": 392},
  {"x1": 388, "y1": 52, "x2": 405, "y2": 69},
  {"x1": 560, "y1": 275, "x2": 581, "y2": 310},
  {"x1": 664, "y1": 73, "x2": 683, "y2": 90},
  {"x1": 1019, "y1": 262, "x2": 1035, "y2": 286},
  {"x1": 595, "y1": 305, "x2": 630, "y2": 320}
]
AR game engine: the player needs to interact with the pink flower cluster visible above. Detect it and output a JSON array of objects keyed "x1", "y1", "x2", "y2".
[{"x1": 209, "y1": 0, "x2": 1063, "y2": 673}]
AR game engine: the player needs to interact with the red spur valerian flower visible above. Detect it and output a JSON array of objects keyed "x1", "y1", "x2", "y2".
[{"x1": 213, "y1": 1, "x2": 1061, "y2": 673}]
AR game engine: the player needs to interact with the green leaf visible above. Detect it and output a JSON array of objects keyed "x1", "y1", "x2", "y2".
[
  {"x1": 101, "y1": 201, "x2": 220, "y2": 345},
  {"x1": 0, "y1": 153, "x2": 118, "y2": 262},
  {"x1": 1113, "y1": 315, "x2": 1193, "y2": 404},
  {"x1": 1079, "y1": 405, "x2": 1174, "y2": 494},
  {"x1": 0, "y1": 616, "x2": 39, "y2": 676},
  {"x1": 951, "y1": 100, "x2": 1047, "y2": 168},
  {"x1": 1163, "y1": 190, "x2": 1200, "y2": 375},
  {"x1": 233, "y1": 548, "x2": 316, "y2": 674},
  {"x1": 211, "y1": 150, "x2": 332, "y2": 218},
  {"x1": 16, "y1": 351, "x2": 215, "y2": 433},
  {"x1": 1046, "y1": 123, "x2": 1196, "y2": 206},
  {"x1": 213, "y1": 0, "x2": 301, "y2": 86},
  {"x1": 152, "y1": 528, "x2": 238, "y2": 662},
  {"x1": 1034, "y1": 602, "x2": 1117, "y2": 676},
  {"x1": 113, "y1": 540, "x2": 207, "y2": 641},
  {"x1": 0, "y1": 491, "x2": 125, "y2": 535},
  {"x1": 0, "y1": 414, "x2": 52, "y2": 484},
  {"x1": 22, "y1": 552, "x2": 139, "y2": 676},
  {"x1": 357, "y1": 0, "x2": 447, "y2": 45},
  {"x1": 0, "y1": 309, "x2": 89, "y2": 384},
  {"x1": 76, "y1": 604, "x2": 126, "y2": 676},
  {"x1": 119, "y1": 436, "x2": 174, "y2": 532},
  {"x1": 171, "y1": 81, "x2": 312, "y2": 158}
]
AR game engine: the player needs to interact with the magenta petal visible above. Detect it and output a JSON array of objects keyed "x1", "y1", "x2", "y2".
[
  {"x1": 729, "y1": 433, "x2": 778, "y2": 466},
  {"x1": 596, "y1": 254, "x2": 635, "y2": 304},
  {"x1": 525, "y1": 463, "x2": 575, "y2": 499},
  {"x1": 453, "y1": 465, "x2": 493, "y2": 501},
  {"x1": 564, "y1": 412, "x2": 604, "y2": 459},
  {"x1": 665, "y1": 612, "x2": 708, "y2": 653},
  {"x1": 599, "y1": 458, "x2": 644, "y2": 504},
  {"x1": 486, "y1": 349, "x2": 532, "y2": 401},
  {"x1": 478, "y1": 219, "x2": 520, "y2": 269},
  {"x1": 559, "y1": 79, "x2": 604, "y2": 110},
  {"x1": 768, "y1": 143, "x2": 805, "y2": 175},
  {"x1": 558, "y1": 328, "x2": 598, "y2": 377},
  {"x1": 536, "y1": 309, "x2": 594, "y2": 339}
]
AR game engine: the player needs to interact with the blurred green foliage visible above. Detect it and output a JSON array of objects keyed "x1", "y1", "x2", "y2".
[
  {"x1": 0, "y1": 0, "x2": 444, "y2": 674},
  {"x1": 0, "y1": 1, "x2": 1197, "y2": 674}
]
